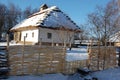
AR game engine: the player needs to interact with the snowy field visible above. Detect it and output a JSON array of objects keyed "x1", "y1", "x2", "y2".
[
  {"x1": 91, "y1": 67, "x2": 120, "y2": 80},
  {"x1": 6, "y1": 74, "x2": 68, "y2": 80},
  {"x1": 2, "y1": 67, "x2": 120, "y2": 80},
  {"x1": 66, "y1": 46, "x2": 88, "y2": 61}
]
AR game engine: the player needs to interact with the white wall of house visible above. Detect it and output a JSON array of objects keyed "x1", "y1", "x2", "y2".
[
  {"x1": 21, "y1": 29, "x2": 39, "y2": 43},
  {"x1": 39, "y1": 28, "x2": 74, "y2": 44}
]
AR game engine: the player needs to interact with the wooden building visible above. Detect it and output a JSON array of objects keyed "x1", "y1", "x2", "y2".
[
  {"x1": 10, "y1": 4, "x2": 80, "y2": 46},
  {"x1": 109, "y1": 31, "x2": 120, "y2": 47}
]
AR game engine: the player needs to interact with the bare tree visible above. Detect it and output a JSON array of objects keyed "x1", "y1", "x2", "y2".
[
  {"x1": 23, "y1": 6, "x2": 33, "y2": 19},
  {"x1": 6, "y1": 3, "x2": 21, "y2": 30},
  {"x1": 88, "y1": 0, "x2": 119, "y2": 46},
  {"x1": 78, "y1": 24, "x2": 90, "y2": 45}
]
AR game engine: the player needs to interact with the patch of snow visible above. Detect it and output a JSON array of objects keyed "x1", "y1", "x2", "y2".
[
  {"x1": 5, "y1": 68, "x2": 120, "y2": 80},
  {"x1": 11, "y1": 12, "x2": 47, "y2": 30},
  {"x1": 0, "y1": 52, "x2": 6, "y2": 55},
  {"x1": 43, "y1": 11, "x2": 78, "y2": 30},
  {"x1": 0, "y1": 42, "x2": 22, "y2": 46},
  {"x1": 67, "y1": 73, "x2": 84, "y2": 80},
  {"x1": 66, "y1": 46, "x2": 88, "y2": 61},
  {"x1": 0, "y1": 59, "x2": 7, "y2": 61},
  {"x1": 109, "y1": 31, "x2": 120, "y2": 42},
  {"x1": 91, "y1": 67, "x2": 120, "y2": 80}
]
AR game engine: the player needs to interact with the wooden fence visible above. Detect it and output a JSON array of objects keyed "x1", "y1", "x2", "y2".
[
  {"x1": 88, "y1": 46, "x2": 117, "y2": 71},
  {"x1": 8, "y1": 45, "x2": 66, "y2": 75},
  {"x1": 8, "y1": 45, "x2": 88, "y2": 75},
  {"x1": 65, "y1": 60, "x2": 88, "y2": 74}
]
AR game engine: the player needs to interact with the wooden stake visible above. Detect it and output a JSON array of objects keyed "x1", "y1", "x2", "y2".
[
  {"x1": 22, "y1": 36, "x2": 26, "y2": 75},
  {"x1": 7, "y1": 34, "x2": 9, "y2": 49}
]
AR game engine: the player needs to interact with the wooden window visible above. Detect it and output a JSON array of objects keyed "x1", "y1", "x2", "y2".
[
  {"x1": 47, "y1": 33, "x2": 52, "y2": 39},
  {"x1": 32, "y1": 32, "x2": 34, "y2": 38}
]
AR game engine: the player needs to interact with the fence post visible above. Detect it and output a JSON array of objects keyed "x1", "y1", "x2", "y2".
[
  {"x1": 39, "y1": 38, "x2": 42, "y2": 46},
  {"x1": 7, "y1": 34, "x2": 9, "y2": 48},
  {"x1": 6, "y1": 33, "x2": 10, "y2": 75},
  {"x1": 97, "y1": 41, "x2": 100, "y2": 70},
  {"x1": 118, "y1": 47, "x2": 120, "y2": 66},
  {"x1": 52, "y1": 39, "x2": 54, "y2": 47},
  {"x1": 22, "y1": 36, "x2": 26, "y2": 75}
]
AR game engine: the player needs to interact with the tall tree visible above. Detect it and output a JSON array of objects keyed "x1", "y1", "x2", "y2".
[
  {"x1": 6, "y1": 3, "x2": 21, "y2": 31},
  {"x1": 23, "y1": 6, "x2": 32, "y2": 19},
  {"x1": 0, "y1": 3, "x2": 7, "y2": 38},
  {"x1": 88, "y1": 0, "x2": 119, "y2": 45},
  {"x1": 22, "y1": 6, "x2": 38, "y2": 19}
]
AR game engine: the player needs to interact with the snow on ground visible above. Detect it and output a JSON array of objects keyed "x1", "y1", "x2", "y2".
[
  {"x1": 3, "y1": 67, "x2": 120, "y2": 80},
  {"x1": 91, "y1": 67, "x2": 120, "y2": 80},
  {"x1": 0, "y1": 42, "x2": 22, "y2": 46},
  {"x1": 6, "y1": 73, "x2": 68, "y2": 80},
  {"x1": 66, "y1": 46, "x2": 88, "y2": 61}
]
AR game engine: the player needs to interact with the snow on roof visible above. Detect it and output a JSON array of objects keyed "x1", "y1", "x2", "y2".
[
  {"x1": 109, "y1": 31, "x2": 120, "y2": 42},
  {"x1": 11, "y1": 5, "x2": 80, "y2": 31}
]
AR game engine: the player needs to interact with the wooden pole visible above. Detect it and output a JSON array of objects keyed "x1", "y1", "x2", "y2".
[
  {"x1": 6, "y1": 33, "x2": 10, "y2": 75},
  {"x1": 97, "y1": 40, "x2": 100, "y2": 70},
  {"x1": 39, "y1": 38, "x2": 42, "y2": 46},
  {"x1": 22, "y1": 36, "x2": 26, "y2": 75},
  {"x1": 7, "y1": 34, "x2": 9, "y2": 49},
  {"x1": 52, "y1": 39, "x2": 54, "y2": 47},
  {"x1": 24, "y1": 36, "x2": 26, "y2": 45},
  {"x1": 118, "y1": 47, "x2": 120, "y2": 67},
  {"x1": 64, "y1": 40, "x2": 66, "y2": 48}
]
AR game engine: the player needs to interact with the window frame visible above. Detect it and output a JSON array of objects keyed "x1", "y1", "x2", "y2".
[{"x1": 47, "y1": 33, "x2": 52, "y2": 39}]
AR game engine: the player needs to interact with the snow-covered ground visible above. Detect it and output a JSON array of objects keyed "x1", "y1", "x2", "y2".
[
  {"x1": 4, "y1": 67, "x2": 120, "y2": 80},
  {"x1": 0, "y1": 42, "x2": 22, "y2": 46},
  {"x1": 6, "y1": 74, "x2": 68, "y2": 80},
  {"x1": 91, "y1": 67, "x2": 120, "y2": 80},
  {"x1": 66, "y1": 46, "x2": 88, "y2": 61}
]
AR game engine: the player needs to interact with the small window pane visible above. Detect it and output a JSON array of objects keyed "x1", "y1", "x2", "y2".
[
  {"x1": 47, "y1": 33, "x2": 52, "y2": 39},
  {"x1": 32, "y1": 32, "x2": 34, "y2": 37},
  {"x1": 26, "y1": 33, "x2": 28, "y2": 37}
]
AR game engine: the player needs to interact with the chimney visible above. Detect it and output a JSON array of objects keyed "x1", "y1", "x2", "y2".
[{"x1": 40, "y1": 4, "x2": 48, "y2": 11}]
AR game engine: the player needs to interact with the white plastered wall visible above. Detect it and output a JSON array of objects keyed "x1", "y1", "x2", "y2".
[
  {"x1": 21, "y1": 29, "x2": 39, "y2": 43},
  {"x1": 39, "y1": 28, "x2": 74, "y2": 44}
]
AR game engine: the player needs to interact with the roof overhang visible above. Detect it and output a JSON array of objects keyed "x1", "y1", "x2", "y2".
[
  {"x1": 10, "y1": 26, "x2": 38, "y2": 32},
  {"x1": 10, "y1": 25, "x2": 81, "y2": 33}
]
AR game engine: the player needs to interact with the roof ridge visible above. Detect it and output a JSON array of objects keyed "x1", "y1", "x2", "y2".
[
  {"x1": 37, "y1": 11, "x2": 52, "y2": 25},
  {"x1": 29, "y1": 6, "x2": 59, "y2": 18}
]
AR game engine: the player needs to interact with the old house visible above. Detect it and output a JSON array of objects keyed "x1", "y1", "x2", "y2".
[
  {"x1": 10, "y1": 4, "x2": 80, "y2": 46},
  {"x1": 109, "y1": 31, "x2": 120, "y2": 46}
]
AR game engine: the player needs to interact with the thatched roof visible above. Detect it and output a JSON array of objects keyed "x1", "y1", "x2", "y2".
[{"x1": 11, "y1": 5, "x2": 80, "y2": 32}]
